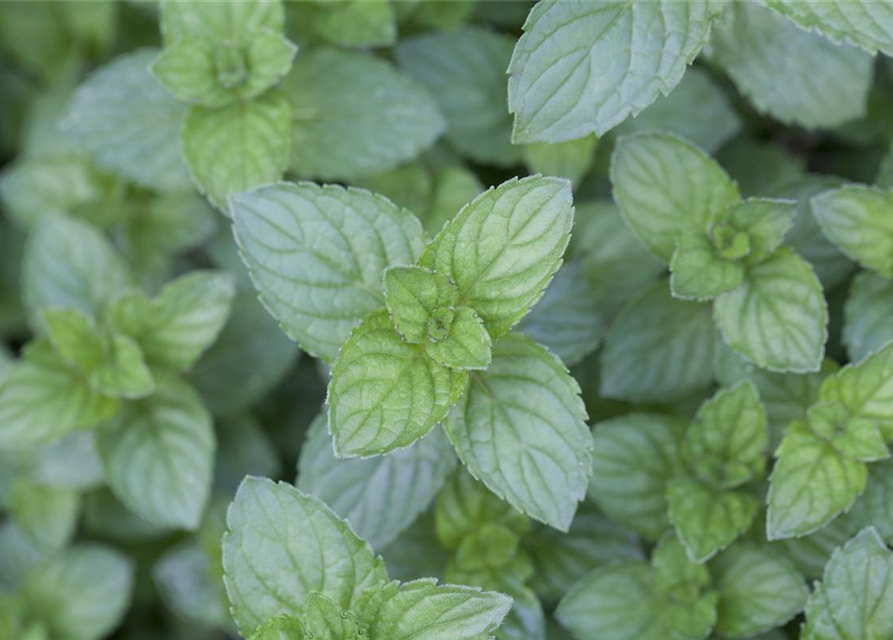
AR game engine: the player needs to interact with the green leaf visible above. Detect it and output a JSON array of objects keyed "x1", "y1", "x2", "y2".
[
  {"x1": 615, "y1": 66, "x2": 741, "y2": 154},
  {"x1": 611, "y1": 132, "x2": 740, "y2": 262},
  {"x1": 396, "y1": 26, "x2": 520, "y2": 167},
  {"x1": 313, "y1": 0, "x2": 396, "y2": 48},
  {"x1": 23, "y1": 544, "x2": 134, "y2": 640},
  {"x1": 711, "y1": 544, "x2": 808, "y2": 638},
  {"x1": 812, "y1": 185, "x2": 893, "y2": 278},
  {"x1": 516, "y1": 261, "x2": 605, "y2": 366},
  {"x1": 383, "y1": 265, "x2": 458, "y2": 344},
  {"x1": 709, "y1": 1, "x2": 873, "y2": 129},
  {"x1": 776, "y1": 517, "x2": 857, "y2": 580},
  {"x1": 160, "y1": 0, "x2": 284, "y2": 44},
  {"x1": 301, "y1": 592, "x2": 362, "y2": 640},
  {"x1": 818, "y1": 340, "x2": 893, "y2": 437},
  {"x1": 418, "y1": 176, "x2": 574, "y2": 340},
  {"x1": 807, "y1": 402, "x2": 890, "y2": 463},
  {"x1": 0, "y1": 341, "x2": 118, "y2": 450},
  {"x1": 296, "y1": 413, "x2": 456, "y2": 549},
  {"x1": 802, "y1": 527, "x2": 893, "y2": 640},
  {"x1": 59, "y1": 49, "x2": 192, "y2": 192},
  {"x1": 848, "y1": 459, "x2": 893, "y2": 545},
  {"x1": 152, "y1": 31, "x2": 296, "y2": 108},
  {"x1": 767, "y1": 421, "x2": 867, "y2": 539},
  {"x1": 284, "y1": 48, "x2": 445, "y2": 181},
  {"x1": 190, "y1": 289, "x2": 299, "y2": 415},
  {"x1": 601, "y1": 282, "x2": 715, "y2": 402},
  {"x1": 670, "y1": 232, "x2": 745, "y2": 301},
  {"x1": 718, "y1": 198, "x2": 796, "y2": 266},
  {"x1": 764, "y1": 0, "x2": 893, "y2": 55},
  {"x1": 426, "y1": 306, "x2": 492, "y2": 371},
  {"x1": 684, "y1": 382, "x2": 769, "y2": 488},
  {"x1": 249, "y1": 616, "x2": 304, "y2": 640},
  {"x1": 42, "y1": 308, "x2": 105, "y2": 372},
  {"x1": 231, "y1": 182, "x2": 426, "y2": 362},
  {"x1": 667, "y1": 477, "x2": 759, "y2": 563},
  {"x1": 153, "y1": 541, "x2": 229, "y2": 628},
  {"x1": 23, "y1": 215, "x2": 131, "y2": 329},
  {"x1": 522, "y1": 135, "x2": 597, "y2": 186},
  {"x1": 96, "y1": 377, "x2": 215, "y2": 530},
  {"x1": 359, "y1": 578, "x2": 512, "y2": 640},
  {"x1": 86, "y1": 333, "x2": 155, "y2": 400},
  {"x1": 222, "y1": 477, "x2": 388, "y2": 636},
  {"x1": 588, "y1": 413, "x2": 685, "y2": 540},
  {"x1": 843, "y1": 271, "x2": 893, "y2": 363},
  {"x1": 327, "y1": 309, "x2": 467, "y2": 457},
  {"x1": 445, "y1": 334, "x2": 592, "y2": 531},
  {"x1": 183, "y1": 90, "x2": 291, "y2": 212},
  {"x1": 715, "y1": 247, "x2": 828, "y2": 373},
  {"x1": 507, "y1": 0, "x2": 718, "y2": 142},
  {"x1": 9, "y1": 481, "x2": 80, "y2": 552},
  {"x1": 110, "y1": 271, "x2": 236, "y2": 372}
]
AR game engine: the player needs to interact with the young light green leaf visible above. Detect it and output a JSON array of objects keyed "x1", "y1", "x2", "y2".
[
  {"x1": 383, "y1": 265, "x2": 458, "y2": 344},
  {"x1": 284, "y1": 48, "x2": 445, "y2": 181},
  {"x1": 802, "y1": 527, "x2": 893, "y2": 640},
  {"x1": 396, "y1": 26, "x2": 520, "y2": 167},
  {"x1": 87, "y1": 333, "x2": 155, "y2": 400},
  {"x1": 110, "y1": 271, "x2": 235, "y2": 372},
  {"x1": 419, "y1": 176, "x2": 574, "y2": 339},
  {"x1": 248, "y1": 616, "x2": 304, "y2": 640},
  {"x1": 160, "y1": 0, "x2": 284, "y2": 44},
  {"x1": 615, "y1": 66, "x2": 741, "y2": 154},
  {"x1": 42, "y1": 308, "x2": 105, "y2": 372},
  {"x1": 611, "y1": 132, "x2": 740, "y2": 262},
  {"x1": 0, "y1": 341, "x2": 118, "y2": 450},
  {"x1": 222, "y1": 477, "x2": 388, "y2": 636},
  {"x1": 670, "y1": 232, "x2": 745, "y2": 301},
  {"x1": 601, "y1": 283, "x2": 715, "y2": 402},
  {"x1": 667, "y1": 477, "x2": 759, "y2": 563},
  {"x1": 843, "y1": 271, "x2": 893, "y2": 363},
  {"x1": 183, "y1": 90, "x2": 290, "y2": 212},
  {"x1": 516, "y1": 260, "x2": 605, "y2": 366},
  {"x1": 709, "y1": 1, "x2": 873, "y2": 129},
  {"x1": 231, "y1": 182, "x2": 426, "y2": 362},
  {"x1": 23, "y1": 545, "x2": 134, "y2": 640},
  {"x1": 23, "y1": 215, "x2": 131, "y2": 329},
  {"x1": 426, "y1": 306, "x2": 492, "y2": 371},
  {"x1": 96, "y1": 377, "x2": 215, "y2": 530},
  {"x1": 764, "y1": 0, "x2": 893, "y2": 56},
  {"x1": 812, "y1": 185, "x2": 893, "y2": 278},
  {"x1": 530, "y1": 133, "x2": 599, "y2": 186},
  {"x1": 190, "y1": 289, "x2": 299, "y2": 416},
  {"x1": 59, "y1": 49, "x2": 192, "y2": 192},
  {"x1": 297, "y1": 413, "x2": 457, "y2": 549},
  {"x1": 715, "y1": 247, "x2": 828, "y2": 373},
  {"x1": 588, "y1": 414, "x2": 685, "y2": 540},
  {"x1": 719, "y1": 198, "x2": 797, "y2": 266},
  {"x1": 767, "y1": 422, "x2": 867, "y2": 539},
  {"x1": 711, "y1": 544, "x2": 808, "y2": 638},
  {"x1": 9, "y1": 481, "x2": 80, "y2": 552},
  {"x1": 313, "y1": 0, "x2": 396, "y2": 48},
  {"x1": 327, "y1": 310, "x2": 467, "y2": 457},
  {"x1": 507, "y1": 0, "x2": 718, "y2": 143},
  {"x1": 302, "y1": 592, "x2": 362, "y2": 640},
  {"x1": 359, "y1": 578, "x2": 512, "y2": 640},
  {"x1": 445, "y1": 334, "x2": 592, "y2": 531},
  {"x1": 807, "y1": 402, "x2": 890, "y2": 463}
]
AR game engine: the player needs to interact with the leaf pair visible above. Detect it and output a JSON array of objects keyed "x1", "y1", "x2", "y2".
[
  {"x1": 612, "y1": 132, "x2": 828, "y2": 373},
  {"x1": 223, "y1": 478, "x2": 512, "y2": 640}
]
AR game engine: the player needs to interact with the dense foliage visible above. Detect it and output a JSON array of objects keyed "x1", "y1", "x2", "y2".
[{"x1": 2, "y1": 1, "x2": 893, "y2": 640}]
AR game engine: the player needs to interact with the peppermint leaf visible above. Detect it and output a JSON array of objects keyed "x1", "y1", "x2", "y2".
[
  {"x1": 160, "y1": 0, "x2": 285, "y2": 43},
  {"x1": 284, "y1": 48, "x2": 445, "y2": 181},
  {"x1": 764, "y1": 0, "x2": 893, "y2": 56},
  {"x1": 714, "y1": 247, "x2": 828, "y2": 373},
  {"x1": 843, "y1": 271, "x2": 893, "y2": 363},
  {"x1": 611, "y1": 132, "x2": 740, "y2": 262},
  {"x1": 59, "y1": 49, "x2": 192, "y2": 192},
  {"x1": 588, "y1": 413, "x2": 686, "y2": 540},
  {"x1": 802, "y1": 527, "x2": 893, "y2": 640},
  {"x1": 521, "y1": 135, "x2": 597, "y2": 187},
  {"x1": 222, "y1": 477, "x2": 388, "y2": 636},
  {"x1": 297, "y1": 413, "x2": 456, "y2": 549},
  {"x1": 711, "y1": 544, "x2": 808, "y2": 638},
  {"x1": 8, "y1": 481, "x2": 80, "y2": 552},
  {"x1": 670, "y1": 232, "x2": 745, "y2": 301},
  {"x1": 301, "y1": 592, "x2": 363, "y2": 640},
  {"x1": 848, "y1": 459, "x2": 893, "y2": 545},
  {"x1": 812, "y1": 185, "x2": 893, "y2": 278},
  {"x1": 328, "y1": 309, "x2": 467, "y2": 457},
  {"x1": 508, "y1": 0, "x2": 719, "y2": 142},
  {"x1": 426, "y1": 306, "x2": 492, "y2": 371},
  {"x1": 445, "y1": 334, "x2": 592, "y2": 531},
  {"x1": 183, "y1": 90, "x2": 291, "y2": 212},
  {"x1": 383, "y1": 265, "x2": 458, "y2": 344},
  {"x1": 419, "y1": 176, "x2": 574, "y2": 340},
  {"x1": 231, "y1": 182, "x2": 426, "y2": 362},
  {"x1": 96, "y1": 377, "x2": 215, "y2": 530},
  {"x1": 710, "y1": 1, "x2": 873, "y2": 129}
]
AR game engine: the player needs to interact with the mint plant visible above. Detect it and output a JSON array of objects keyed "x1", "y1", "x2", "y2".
[{"x1": 4, "y1": 1, "x2": 893, "y2": 639}]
